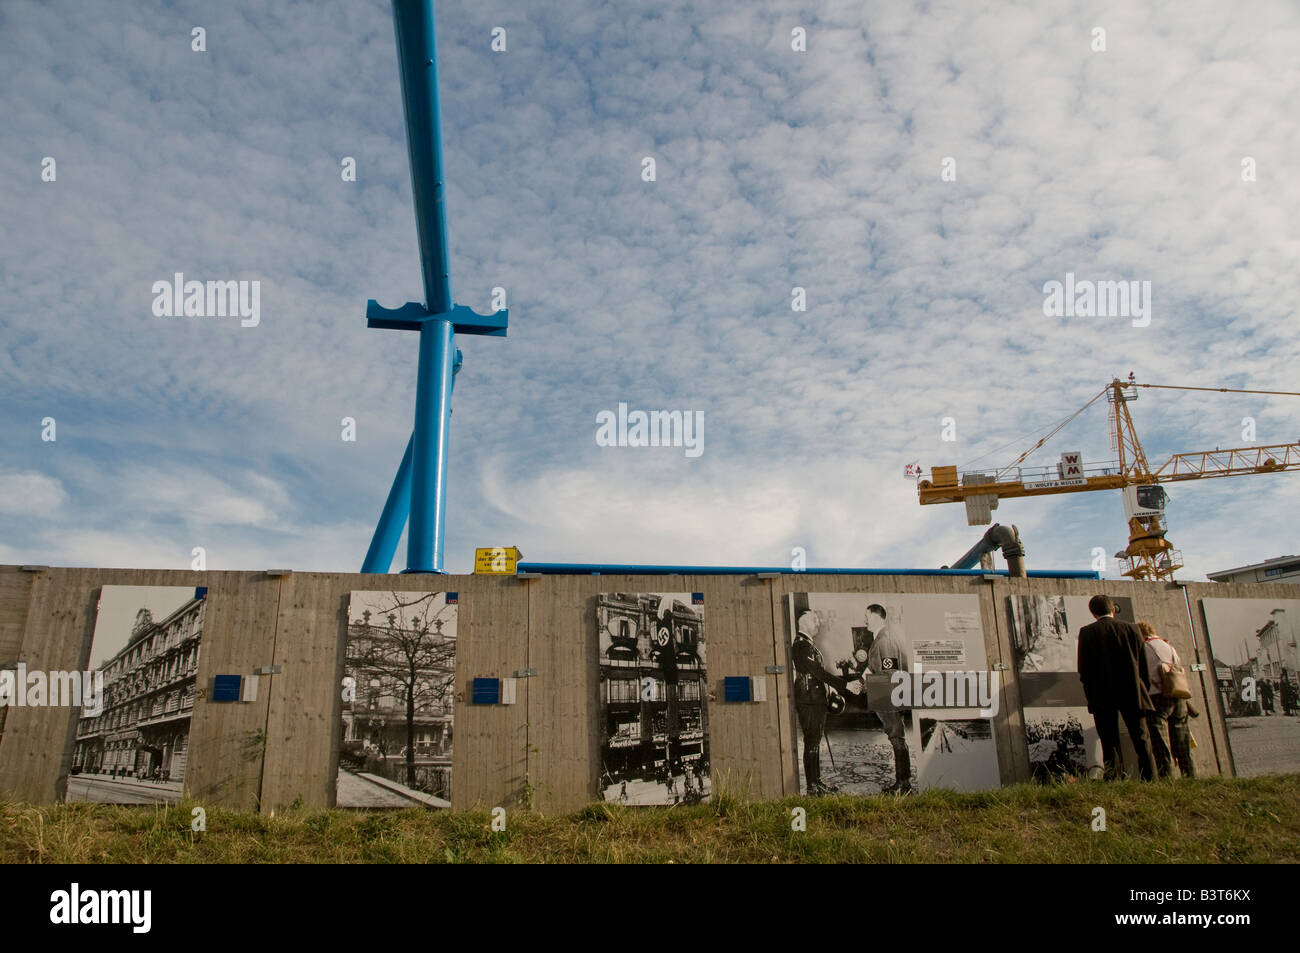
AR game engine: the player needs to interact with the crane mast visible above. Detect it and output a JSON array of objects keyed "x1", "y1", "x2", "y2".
[{"x1": 1108, "y1": 377, "x2": 1179, "y2": 581}]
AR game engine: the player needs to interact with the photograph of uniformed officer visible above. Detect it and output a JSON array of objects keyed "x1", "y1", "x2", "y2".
[
  {"x1": 792, "y1": 611, "x2": 848, "y2": 794},
  {"x1": 863, "y1": 603, "x2": 913, "y2": 794}
]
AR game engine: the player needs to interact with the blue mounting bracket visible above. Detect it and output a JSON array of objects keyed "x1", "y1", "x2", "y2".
[{"x1": 366, "y1": 300, "x2": 508, "y2": 336}]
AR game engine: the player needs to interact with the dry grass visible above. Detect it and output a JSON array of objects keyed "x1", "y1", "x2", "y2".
[{"x1": 3, "y1": 775, "x2": 1297, "y2": 863}]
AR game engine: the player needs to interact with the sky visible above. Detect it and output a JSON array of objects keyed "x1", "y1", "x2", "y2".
[{"x1": 2, "y1": 0, "x2": 1298, "y2": 579}]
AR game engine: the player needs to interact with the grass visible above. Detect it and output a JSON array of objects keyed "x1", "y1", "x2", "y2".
[{"x1": 3, "y1": 775, "x2": 1298, "y2": 863}]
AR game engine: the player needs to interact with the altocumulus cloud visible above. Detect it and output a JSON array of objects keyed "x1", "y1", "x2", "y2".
[
  {"x1": 0, "y1": 472, "x2": 68, "y2": 514},
  {"x1": 0, "y1": 0, "x2": 1297, "y2": 577}
]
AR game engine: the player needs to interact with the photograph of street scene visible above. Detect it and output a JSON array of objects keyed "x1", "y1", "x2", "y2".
[
  {"x1": 1201, "y1": 598, "x2": 1300, "y2": 778},
  {"x1": 597, "y1": 592, "x2": 709, "y2": 805}
]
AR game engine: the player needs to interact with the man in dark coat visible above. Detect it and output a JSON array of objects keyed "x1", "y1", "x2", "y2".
[
  {"x1": 1077, "y1": 594, "x2": 1156, "y2": 781},
  {"x1": 792, "y1": 611, "x2": 847, "y2": 794},
  {"x1": 1281, "y1": 671, "x2": 1299, "y2": 716}
]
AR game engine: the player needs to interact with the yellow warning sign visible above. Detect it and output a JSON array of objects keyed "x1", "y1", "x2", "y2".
[{"x1": 474, "y1": 547, "x2": 521, "y2": 574}]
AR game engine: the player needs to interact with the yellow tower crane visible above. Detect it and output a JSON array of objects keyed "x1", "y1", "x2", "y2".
[{"x1": 917, "y1": 375, "x2": 1300, "y2": 581}]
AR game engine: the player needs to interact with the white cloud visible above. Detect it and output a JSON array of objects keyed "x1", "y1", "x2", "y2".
[{"x1": 0, "y1": 471, "x2": 68, "y2": 514}]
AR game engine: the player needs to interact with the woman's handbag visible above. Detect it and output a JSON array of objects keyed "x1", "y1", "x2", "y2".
[{"x1": 1160, "y1": 660, "x2": 1193, "y2": 699}]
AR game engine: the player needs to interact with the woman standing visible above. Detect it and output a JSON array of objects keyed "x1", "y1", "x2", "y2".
[{"x1": 1139, "y1": 622, "x2": 1194, "y2": 778}]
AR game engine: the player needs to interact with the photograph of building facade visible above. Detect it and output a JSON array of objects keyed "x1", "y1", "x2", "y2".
[
  {"x1": 1202, "y1": 598, "x2": 1300, "y2": 777},
  {"x1": 597, "y1": 592, "x2": 709, "y2": 805},
  {"x1": 69, "y1": 586, "x2": 205, "y2": 804},
  {"x1": 337, "y1": 590, "x2": 457, "y2": 808}
]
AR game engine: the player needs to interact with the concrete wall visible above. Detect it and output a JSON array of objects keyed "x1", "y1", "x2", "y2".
[{"x1": 1, "y1": 565, "x2": 1295, "y2": 813}]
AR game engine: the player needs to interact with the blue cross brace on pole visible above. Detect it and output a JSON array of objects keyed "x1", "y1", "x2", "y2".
[{"x1": 361, "y1": 0, "x2": 507, "y2": 574}]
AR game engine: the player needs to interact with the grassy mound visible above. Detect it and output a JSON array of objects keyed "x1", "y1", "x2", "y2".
[{"x1": 3, "y1": 775, "x2": 1297, "y2": 863}]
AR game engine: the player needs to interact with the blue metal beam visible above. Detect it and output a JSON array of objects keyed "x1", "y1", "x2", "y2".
[
  {"x1": 361, "y1": 350, "x2": 462, "y2": 574},
  {"x1": 364, "y1": 0, "x2": 507, "y2": 573},
  {"x1": 514, "y1": 562, "x2": 1101, "y2": 579},
  {"x1": 361, "y1": 434, "x2": 414, "y2": 574},
  {"x1": 406, "y1": 315, "x2": 455, "y2": 572},
  {"x1": 392, "y1": 0, "x2": 452, "y2": 314}
]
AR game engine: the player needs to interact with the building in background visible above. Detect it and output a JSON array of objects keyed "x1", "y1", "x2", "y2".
[
  {"x1": 73, "y1": 596, "x2": 204, "y2": 780},
  {"x1": 1208, "y1": 556, "x2": 1300, "y2": 584}
]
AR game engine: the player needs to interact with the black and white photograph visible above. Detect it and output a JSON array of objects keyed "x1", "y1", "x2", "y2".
[
  {"x1": 597, "y1": 592, "x2": 710, "y2": 805},
  {"x1": 785, "y1": 592, "x2": 997, "y2": 796},
  {"x1": 1008, "y1": 594, "x2": 1137, "y2": 783},
  {"x1": 1201, "y1": 598, "x2": 1300, "y2": 778},
  {"x1": 1023, "y1": 707, "x2": 1101, "y2": 783},
  {"x1": 68, "y1": 586, "x2": 206, "y2": 804},
  {"x1": 1007, "y1": 595, "x2": 1071, "y2": 672},
  {"x1": 337, "y1": 590, "x2": 457, "y2": 808},
  {"x1": 1007, "y1": 594, "x2": 1136, "y2": 674},
  {"x1": 916, "y1": 717, "x2": 1000, "y2": 792}
]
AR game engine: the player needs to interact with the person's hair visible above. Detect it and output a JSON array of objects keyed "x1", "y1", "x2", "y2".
[
  {"x1": 1137, "y1": 621, "x2": 1157, "y2": 639},
  {"x1": 1088, "y1": 594, "x2": 1115, "y2": 618},
  {"x1": 866, "y1": 603, "x2": 887, "y2": 619}
]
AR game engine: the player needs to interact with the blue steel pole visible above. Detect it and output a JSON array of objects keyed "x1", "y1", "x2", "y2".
[
  {"x1": 393, "y1": 0, "x2": 453, "y2": 314},
  {"x1": 406, "y1": 318, "x2": 456, "y2": 572},
  {"x1": 361, "y1": 434, "x2": 414, "y2": 573},
  {"x1": 361, "y1": 350, "x2": 461, "y2": 573},
  {"x1": 393, "y1": 0, "x2": 453, "y2": 572},
  {"x1": 366, "y1": 0, "x2": 503, "y2": 571}
]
